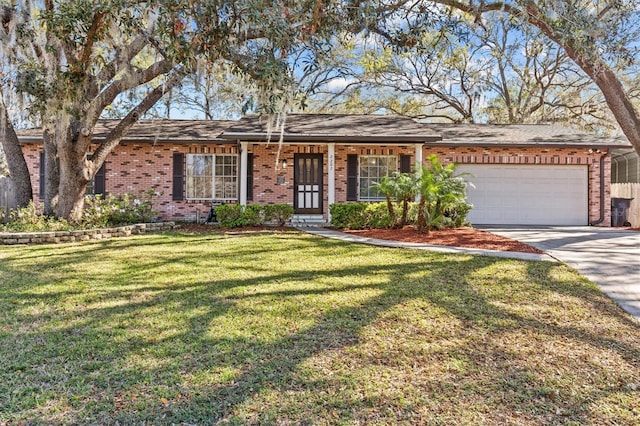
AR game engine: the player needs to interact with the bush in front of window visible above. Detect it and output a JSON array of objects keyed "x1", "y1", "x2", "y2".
[
  {"x1": 215, "y1": 204, "x2": 246, "y2": 228},
  {"x1": 364, "y1": 202, "x2": 396, "y2": 229},
  {"x1": 82, "y1": 190, "x2": 159, "y2": 228},
  {"x1": 371, "y1": 172, "x2": 417, "y2": 229},
  {"x1": 329, "y1": 203, "x2": 367, "y2": 229}
]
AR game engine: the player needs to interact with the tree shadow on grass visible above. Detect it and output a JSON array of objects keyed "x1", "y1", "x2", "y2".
[
  {"x1": 525, "y1": 260, "x2": 640, "y2": 330},
  {"x1": 0, "y1": 236, "x2": 638, "y2": 424}
]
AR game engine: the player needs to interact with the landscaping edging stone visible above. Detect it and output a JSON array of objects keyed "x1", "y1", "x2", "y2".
[{"x1": 0, "y1": 222, "x2": 176, "y2": 245}]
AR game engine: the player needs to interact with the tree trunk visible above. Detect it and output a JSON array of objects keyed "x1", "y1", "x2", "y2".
[
  {"x1": 0, "y1": 99, "x2": 33, "y2": 208},
  {"x1": 417, "y1": 198, "x2": 426, "y2": 233},
  {"x1": 43, "y1": 130, "x2": 60, "y2": 215},
  {"x1": 385, "y1": 196, "x2": 396, "y2": 227},
  {"x1": 400, "y1": 197, "x2": 409, "y2": 227},
  {"x1": 56, "y1": 160, "x2": 88, "y2": 221},
  {"x1": 55, "y1": 128, "x2": 89, "y2": 221}
]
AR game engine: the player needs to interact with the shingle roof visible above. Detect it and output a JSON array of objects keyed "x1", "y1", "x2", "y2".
[
  {"x1": 16, "y1": 115, "x2": 631, "y2": 147},
  {"x1": 18, "y1": 119, "x2": 236, "y2": 143},
  {"x1": 425, "y1": 123, "x2": 629, "y2": 147},
  {"x1": 222, "y1": 114, "x2": 441, "y2": 142}
]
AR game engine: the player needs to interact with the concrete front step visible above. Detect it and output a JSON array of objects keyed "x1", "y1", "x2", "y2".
[{"x1": 290, "y1": 215, "x2": 327, "y2": 227}]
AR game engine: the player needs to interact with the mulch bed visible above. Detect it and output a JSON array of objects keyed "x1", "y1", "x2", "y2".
[
  {"x1": 343, "y1": 226, "x2": 545, "y2": 254},
  {"x1": 173, "y1": 223, "x2": 544, "y2": 254}
]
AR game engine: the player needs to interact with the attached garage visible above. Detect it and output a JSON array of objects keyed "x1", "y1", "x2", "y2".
[{"x1": 457, "y1": 164, "x2": 589, "y2": 225}]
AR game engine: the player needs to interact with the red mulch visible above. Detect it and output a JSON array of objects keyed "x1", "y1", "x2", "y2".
[
  {"x1": 343, "y1": 226, "x2": 545, "y2": 254},
  {"x1": 173, "y1": 223, "x2": 544, "y2": 254}
]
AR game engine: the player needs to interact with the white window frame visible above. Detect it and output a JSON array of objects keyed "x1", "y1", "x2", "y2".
[
  {"x1": 359, "y1": 155, "x2": 398, "y2": 202},
  {"x1": 186, "y1": 154, "x2": 238, "y2": 201}
]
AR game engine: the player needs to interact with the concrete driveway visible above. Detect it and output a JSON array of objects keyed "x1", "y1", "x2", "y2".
[{"x1": 481, "y1": 226, "x2": 640, "y2": 321}]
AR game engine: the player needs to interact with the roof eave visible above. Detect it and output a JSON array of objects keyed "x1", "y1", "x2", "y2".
[
  {"x1": 19, "y1": 137, "x2": 232, "y2": 144},
  {"x1": 432, "y1": 141, "x2": 631, "y2": 148}
]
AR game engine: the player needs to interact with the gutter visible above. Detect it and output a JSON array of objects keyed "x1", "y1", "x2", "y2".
[{"x1": 589, "y1": 152, "x2": 608, "y2": 226}]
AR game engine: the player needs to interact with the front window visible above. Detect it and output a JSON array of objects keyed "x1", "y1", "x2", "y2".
[
  {"x1": 359, "y1": 155, "x2": 397, "y2": 201},
  {"x1": 186, "y1": 154, "x2": 237, "y2": 200}
]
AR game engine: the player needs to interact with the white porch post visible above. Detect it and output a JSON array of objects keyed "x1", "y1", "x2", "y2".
[
  {"x1": 239, "y1": 142, "x2": 248, "y2": 206},
  {"x1": 328, "y1": 143, "x2": 335, "y2": 221},
  {"x1": 415, "y1": 143, "x2": 423, "y2": 202}
]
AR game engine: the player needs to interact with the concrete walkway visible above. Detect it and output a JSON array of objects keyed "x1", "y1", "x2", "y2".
[
  {"x1": 480, "y1": 226, "x2": 640, "y2": 321},
  {"x1": 298, "y1": 227, "x2": 556, "y2": 262}
]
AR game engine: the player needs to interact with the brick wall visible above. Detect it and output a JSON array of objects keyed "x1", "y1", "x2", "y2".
[
  {"x1": 20, "y1": 142, "x2": 611, "y2": 225},
  {"x1": 21, "y1": 142, "x2": 238, "y2": 222}
]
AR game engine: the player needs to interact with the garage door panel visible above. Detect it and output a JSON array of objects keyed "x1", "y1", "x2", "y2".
[{"x1": 458, "y1": 164, "x2": 588, "y2": 225}]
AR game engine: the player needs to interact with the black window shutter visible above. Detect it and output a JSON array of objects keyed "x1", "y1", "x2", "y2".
[
  {"x1": 246, "y1": 153, "x2": 254, "y2": 201},
  {"x1": 172, "y1": 152, "x2": 184, "y2": 201},
  {"x1": 39, "y1": 151, "x2": 45, "y2": 198},
  {"x1": 400, "y1": 154, "x2": 412, "y2": 173},
  {"x1": 346, "y1": 154, "x2": 358, "y2": 201},
  {"x1": 94, "y1": 163, "x2": 106, "y2": 195}
]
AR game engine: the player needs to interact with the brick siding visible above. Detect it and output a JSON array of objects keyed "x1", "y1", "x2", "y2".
[{"x1": 20, "y1": 142, "x2": 611, "y2": 225}]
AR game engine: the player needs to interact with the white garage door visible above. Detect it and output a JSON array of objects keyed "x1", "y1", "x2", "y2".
[{"x1": 457, "y1": 164, "x2": 588, "y2": 225}]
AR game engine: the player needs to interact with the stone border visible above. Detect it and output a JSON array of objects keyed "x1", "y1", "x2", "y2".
[{"x1": 0, "y1": 222, "x2": 175, "y2": 245}]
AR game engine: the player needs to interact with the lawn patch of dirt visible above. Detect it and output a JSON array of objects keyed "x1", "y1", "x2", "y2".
[{"x1": 343, "y1": 226, "x2": 545, "y2": 254}]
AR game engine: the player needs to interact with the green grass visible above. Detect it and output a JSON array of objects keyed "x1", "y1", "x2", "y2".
[{"x1": 1, "y1": 230, "x2": 639, "y2": 425}]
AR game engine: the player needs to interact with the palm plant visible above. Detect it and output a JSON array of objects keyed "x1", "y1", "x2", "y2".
[
  {"x1": 372, "y1": 175, "x2": 399, "y2": 226},
  {"x1": 395, "y1": 172, "x2": 417, "y2": 227},
  {"x1": 372, "y1": 172, "x2": 418, "y2": 228},
  {"x1": 416, "y1": 155, "x2": 468, "y2": 233}
]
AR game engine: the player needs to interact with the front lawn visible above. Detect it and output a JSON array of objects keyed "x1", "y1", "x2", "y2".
[{"x1": 1, "y1": 230, "x2": 638, "y2": 424}]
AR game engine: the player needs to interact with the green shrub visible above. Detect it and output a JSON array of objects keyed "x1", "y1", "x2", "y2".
[
  {"x1": 0, "y1": 201, "x2": 71, "y2": 232},
  {"x1": 329, "y1": 203, "x2": 367, "y2": 229},
  {"x1": 82, "y1": 195, "x2": 114, "y2": 228},
  {"x1": 242, "y1": 204, "x2": 264, "y2": 226},
  {"x1": 82, "y1": 190, "x2": 159, "y2": 228},
  {"x1": 106, "y1": 190, "x2": 159, "y2": 225},
  {"x1": 364, "y1": 202, "x2": 394, "y2": 229},
  {"x1": 443, "y1": 199, "x2": 473, "y2": 228},
  {"x1": 215, "y1": 204, "x2": 245, "y2": 228},
  {"x1": 263, "y1": 203, "x2": 294, "y2": 226}
]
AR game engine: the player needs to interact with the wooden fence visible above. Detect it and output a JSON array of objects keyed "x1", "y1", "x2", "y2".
[
  {"x1": 0, "y1": 176, "x2": 17, "y2": 212},
  {"x1": 611, "y1": 183, "x2": 640, "y2": 227}
]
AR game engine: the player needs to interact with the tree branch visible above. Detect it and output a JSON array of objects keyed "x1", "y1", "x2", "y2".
[
  {"x1": 77, "y1": 10, "x2": 107, "y2": 73},
  {"x1": 85, "y1": 59, "x2": 174, "y2": 130},
  {"x1": 91, "y1": 67, "x2": 187, "y2": 169}
]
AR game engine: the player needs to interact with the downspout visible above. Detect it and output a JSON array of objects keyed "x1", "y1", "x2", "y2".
[{"x1": 589, "y1": 152, "x2": 607, "y2": 226}]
